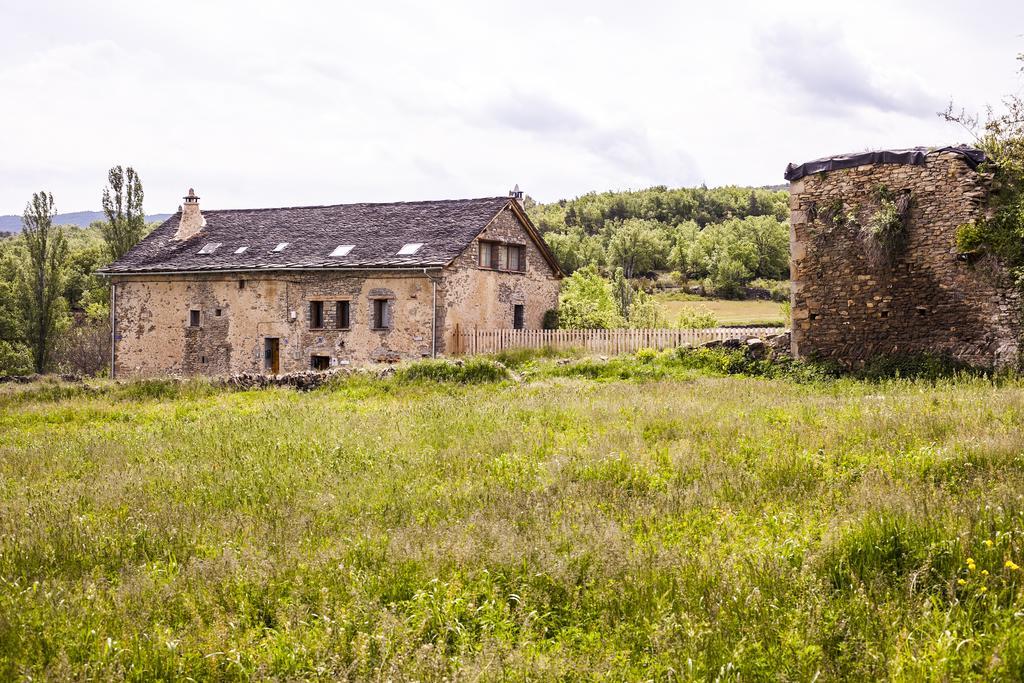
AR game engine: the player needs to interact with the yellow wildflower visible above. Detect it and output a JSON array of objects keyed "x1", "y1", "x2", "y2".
[
  {"x1": 979, "y1": 586, "x2": 988, "y2": 594},
  {"x1": 981, "y1": 570, "x2": 989, "y2": 576},
  {"x1": 984, "y1": 539, "x2": 994, "y2": 548},
  {"x1": 1006, "y1": 560, "x2": 1020, "y2": 571},
  {"x1": 957, "y1": 578, "x2": 967, "y2": 586}
]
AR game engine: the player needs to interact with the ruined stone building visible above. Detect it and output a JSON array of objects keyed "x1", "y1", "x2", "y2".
[
  {"x1": 786, "y1": 146, "x2": 1021, "y2": 368},
  {"x1": 98, "y1": 189, "x2": 562, "y2": 377}
]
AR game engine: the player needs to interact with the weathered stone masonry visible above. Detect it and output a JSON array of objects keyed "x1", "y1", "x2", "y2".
[
  {"x1": 789, "y1": 149, "x2": 1021, "y2": 368},
  {"x1": 110, "y1": 204, "x2": 560, "y2": 377}
]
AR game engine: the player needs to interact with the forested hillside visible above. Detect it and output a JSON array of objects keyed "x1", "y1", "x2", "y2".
[{"x1": 527, "y1": 185, "x2": 791, "y2": 295}]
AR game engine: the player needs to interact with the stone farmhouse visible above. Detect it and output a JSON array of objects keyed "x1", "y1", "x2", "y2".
[
  {"x1": 786, "y1": 145, "x2": 1021, "y2": 369},
  {"x1": 98, "y1": 189, "x2": 562, "y2": 377}
]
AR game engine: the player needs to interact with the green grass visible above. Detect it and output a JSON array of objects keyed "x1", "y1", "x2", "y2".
[
  {"x1": 655, "y1": 293, "x2": 787, "y2": 326},
  {"x1": 2, "y1": 354, "x2": 1024, "y2": 680}
]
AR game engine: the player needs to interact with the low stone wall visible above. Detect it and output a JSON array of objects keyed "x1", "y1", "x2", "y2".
[{"x1": 789, "y1": 150, "x2": 1021, "y2": 368}]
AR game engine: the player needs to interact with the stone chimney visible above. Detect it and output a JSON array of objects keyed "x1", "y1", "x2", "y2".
[
  {"x1": 174, "y1": 188, "x2": 205, "y2": 241},
  {"x1": 509, "y1": 184, "x2": 524, "y2": 207}
]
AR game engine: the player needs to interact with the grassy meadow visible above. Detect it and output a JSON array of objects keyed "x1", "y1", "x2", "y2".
[
  {"x1": 653, "y1": 293, "x2": 786, "y2": 326},
  {"x1": 2, "y1": 351, "x2": 1024, "y2": 680}
]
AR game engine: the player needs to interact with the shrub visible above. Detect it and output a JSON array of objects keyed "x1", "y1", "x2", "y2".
[
  {"x1": 542, "y1": 309, "x2": 560, "y2": 330},
  {"x1": 675, "y1": 305, "x2": 718, "y2": 329},
  {"x1": 747, "y1": 278, "x2": 790, "y2": 302},
  {"x1": 627, "y1": 291, "x2": 666, "y2": 328},
  {"x1": 861, "y1": 190, "x2": 910, "y2": 265},
  {"x1": 635, "y1": 347, "x2": 657, "y2": 363},
  {"x1": 490, "y1": 346, "x2": 578, "y2": 369},
  {"x1": 557, "y1": 265, "x2": 624, "y2": 329},
  {"x1": 0, "y1": 340, "x2": 34, "y2": 377},
  {"x1": 396, "y1": 358, "x2": 512, "y2": 384}
]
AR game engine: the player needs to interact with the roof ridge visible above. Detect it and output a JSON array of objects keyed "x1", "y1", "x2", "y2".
[{"x1": 199, "y1": 196, "x2": 510, "y2": 215}]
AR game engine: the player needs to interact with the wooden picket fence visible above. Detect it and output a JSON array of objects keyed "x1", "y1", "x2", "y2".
[{"x1": 454, "y1": 327, "x2": 782, "y2": 356}]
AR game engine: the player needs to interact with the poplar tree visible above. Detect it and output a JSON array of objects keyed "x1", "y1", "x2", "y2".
[
  {"x1": 18, "y1": 191, "x2": 68, "y2": 372},
  {"x1": 101, "y1": 165, "x2": 145, "y2": 259}
]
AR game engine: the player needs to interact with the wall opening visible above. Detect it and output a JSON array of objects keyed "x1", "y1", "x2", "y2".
[
  {"x1": 372, "y1": 299, "x2": 391, "y2": 330},
  {"x1": 310, "y1": 301, "x2": 325, "y2": 328},
  {"x1": 189, "y1": 309, "x2": 200, "y2": 327},
  {"x1": 310, "y1": 355, "x2": 330, "y2": 371},
  {"x1": 336, "y1": 301, "x2": 350, "y2": 329},
  {"x1": 513, "y1": 304, "x2": 525, "y2": 329}
]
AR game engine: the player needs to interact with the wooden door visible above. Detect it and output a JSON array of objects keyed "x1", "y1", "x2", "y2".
[{"x1": 264, "y1": 338, "x2": 280, "y2": 375}]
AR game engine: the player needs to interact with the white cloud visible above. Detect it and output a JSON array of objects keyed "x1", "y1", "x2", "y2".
[{"x1": 0, "y1": 0, "x2": 1021, "y2": 213}]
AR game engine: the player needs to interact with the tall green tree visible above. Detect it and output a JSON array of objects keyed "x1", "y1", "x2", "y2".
[
  {"x1": 557, "y1": 265, "x2": 623, "y2": 329},
  {"x1": 607, "y1": 218, "x2": 668, "y2": 278},
  {"x1": 18, "y1": 192, "x2": 68, "y2": 372},
  {"x1": 101, "y1": 165, "x2": 145, "y2": 259}
]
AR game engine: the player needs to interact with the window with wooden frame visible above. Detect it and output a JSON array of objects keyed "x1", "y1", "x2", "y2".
[
  {"x1": 189, "y1": 309, "x2": 201, "y2": 327},
  {"x1": 372, "y1": 298, "x2": 391, "y2": 330},
  {"x1": 478, "y1": 240, "x2": 501, "y2": 269},
  {"x1": 478, "y1": 240, "x2": 526, "y2": 272},
  {"x1": 506, "y1": 244, "x2": 525, "y2": 272},
  {"x1": 513, "y1": 304, "x2": 525, "y2": 329},
  {"x1": 335, "y1": 301, "x2": 350, "y2": 329},
  {"x1": 309, "y1": 301, "x2": 325, "y2": 329}
]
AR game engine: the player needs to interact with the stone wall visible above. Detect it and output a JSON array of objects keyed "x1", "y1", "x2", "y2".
[
  {"x1": 789, "y1": 150, "x2": 1021, "y2": 368},
  {"x1": 112, "y1": 271, "x2": 439, "y2": 377},
  {"x1": 439, "y1": 205, "x2": 561, "y2": 353},
  {"x1": 110, "y1": 206, "x2": 561, "y2": 377}
]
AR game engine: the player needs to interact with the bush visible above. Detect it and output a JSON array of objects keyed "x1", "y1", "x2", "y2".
[
  {"x1": 675, "y1": 305, "x2": 718, "y2": 329},
  {"x1": 557, "y1": 265, "x2": 624, "y2": 329},
  {"x1": 635, "y1": 347, "x2": 658, "y2": 363},
  {"x1": 0, "y1": 340, "x2": 34, "y2": 377},
  {"x1": 747, "y1": 278, "x2": 790, "y2": 302},
  {"x1": 396, "y1": 359, "x2": 512, "y2": 384},
  {"x1": 542, "y1": 309, "x2": 560, "y2": 330},
  {"x1": 490, "y1": 346, "x2": 578, "y2": 369}
]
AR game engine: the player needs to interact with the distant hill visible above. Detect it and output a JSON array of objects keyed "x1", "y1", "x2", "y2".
[{"x1": 0, "y1": 211, "x2": 172, "y2": 233}]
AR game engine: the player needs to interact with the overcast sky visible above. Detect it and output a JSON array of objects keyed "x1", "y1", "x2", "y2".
[{"x1": 1, "y1": 1, "x2": 1022, "y2": 215}]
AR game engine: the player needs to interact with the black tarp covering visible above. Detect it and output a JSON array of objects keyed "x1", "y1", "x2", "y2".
[{"x1": 783, "y1": 145, "x2": 985, "y2": 182}]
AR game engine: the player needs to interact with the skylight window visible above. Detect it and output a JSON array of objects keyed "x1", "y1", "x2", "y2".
[
  {"x1": 330, "y1": 244, "x2": 355, "y2": 257},
  {"x1": 234, "y1": 246, "x2": 248, "y2": 255},
  {"x1": 397, "y1": 242, "x2": 423, "y2": 255},
  {"x1": 198, "y1": 242, "x2": 222, "y2": 255},
  {"x1": 272, "y1": 242, "x2": 289, "y2": 253}
]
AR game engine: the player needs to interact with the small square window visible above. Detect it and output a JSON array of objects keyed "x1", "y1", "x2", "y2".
[
  {"x1": 238, "y1": 280, "x2": 246, "y2": 289},
  {"x1": 397, "y1": 242, "x2": 423, "y2": 255},
  {"x1": 311, "y1": 355, "x2": 330, "y2": 371},
  {"x1": 272, "y1": 242, "x2": 289, "y2": 253},
  {"x1": 189, "y1": 310, "x2": 200, "y2": 327},
  {"x1": 198, "y1": 242, "x2": 222, "y2": 254},
  {"x1": 330, "y1": 244, "x2": 355, "y2": 257},
  {"x1": 310, "y1": 301, "x2": 324, "y2": 328},
  {"x1": 215, "y1": 308, "x2": 222, "y2": 317},
  {"x1": 234, "y1": 246, "x2": 249, "y2": 255}
]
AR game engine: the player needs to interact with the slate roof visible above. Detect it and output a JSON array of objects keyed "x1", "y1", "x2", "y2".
[
  {"x1": 784, "y1": 145, "x2": 985, "y2": 182},
  {"x1": 99, "y1": 196, "x2": 527, "y2": 274}
]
